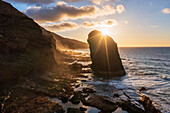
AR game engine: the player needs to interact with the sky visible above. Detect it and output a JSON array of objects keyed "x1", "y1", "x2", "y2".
[{"x1": 3, "y1": 0, "x2": 170, "y2": 47}]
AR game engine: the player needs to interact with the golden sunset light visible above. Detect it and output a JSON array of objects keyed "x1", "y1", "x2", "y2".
[
  {"x1": 0, "y1": 0, "x2": 170, "y2": 113},
  {"x1": 101, "y1": 28, "x2": 110, "y2": 36}
]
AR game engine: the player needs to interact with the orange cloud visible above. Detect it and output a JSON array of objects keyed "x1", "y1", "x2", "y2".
[
  {"x1": 89, "y1": 0, "x2": 116, "y2": 5},
  {"x1": 117, "y1": 4, "x2": 125, "y2": 14},
  {"x1": 82, "y1": 19, "x2": 118, "y2": 28},
  {"x1": 162, "y1": 8, "x2": 170, "y2": 14}
]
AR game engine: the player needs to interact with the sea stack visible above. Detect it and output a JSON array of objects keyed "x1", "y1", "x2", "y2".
[{"x1": 87, "y1": 30, "x2": 126, "y2": 76}]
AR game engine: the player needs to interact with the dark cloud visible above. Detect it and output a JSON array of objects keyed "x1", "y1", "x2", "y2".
[
  {"x1": 43, "y1": 22, "x2": 79, "y2": 32},
  {"x1": 4, "y1": 0, "x2": 55, "y2": 4},
  {"x1": 25, "y1": 2, "x2": 97, "y2": 22}
]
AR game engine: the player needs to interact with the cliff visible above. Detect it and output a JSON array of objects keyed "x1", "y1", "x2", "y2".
[{"x1": 0, "y1": 0, "x2": 88, "y2": 84}]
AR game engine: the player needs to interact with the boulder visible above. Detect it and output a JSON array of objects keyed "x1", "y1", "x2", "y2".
[
  {"x1": 67, "y1": 108, "x2": 84, "y2": 113},
  {"x1": 82, "y1": 94, "x2": 118, "y2": 112},
  {"x1": 141, "y1": 95, "x2": 161, "y2": 113},
  {"x1": 87, "y1": 30, "x2": 126, "y2": 76},
  {"x1": 139, "y1": 87, "x2": 147, "y2": 91}
]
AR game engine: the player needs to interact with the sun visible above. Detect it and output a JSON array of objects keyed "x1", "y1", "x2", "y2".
[{"x1": 101, "y1": 28, "x2": 110, "y2": 36}]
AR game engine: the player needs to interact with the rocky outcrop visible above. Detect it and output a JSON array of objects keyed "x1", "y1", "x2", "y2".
[
  {"x1": 141, "y1": 95, "x2": 161, "y2": 113},
  {"x1": 82, "y1": 94, "x2": 118, "y2": 112},
  {"x1": 87, "y1": 30, "x2": 126, "y2": 76},
  {"x1": 0, "y1": 0, "x2": 88, "y2": 84}
]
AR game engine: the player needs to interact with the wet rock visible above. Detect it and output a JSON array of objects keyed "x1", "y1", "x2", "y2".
[
  {"x1": 69, "y1": 91, "x2": 82, "y2": 104},
  {"x1": 83, "y1": 88, "x2": 96, "y2": 93},
  {"x1": 141, "y1": 95, "x2": 161, "y2": 113},
  {"x1": 87, "y1": 30, "x2": 126, "y2": 76},
  {"x1": 81, "y1": 69, "x2": 92, "y2": 73},
  {"x1": 77, "y1": 75, "x2": 88, "y2": 78},
  {"x1": 81, "y1": 80, "x2": 87, "y2": 82},
  {"x1": 75, "y1": 84, "x2": 80, "y2": 88},
  {"x1": 67, "y1": 108, "x2": 84, "y2": 113},
  {"x1": 113, "y1": 93, "x2": 120, "y2": 97},
  {"x1": 81, "y1": 93, "x2": 89, "y2": 98},
  {"x1": 4, "y1": 95, "x2": 65, "y2": 113},
  {"x1": 60, "y1": 94, "x2": 69, "y2": 103},
  {"x1": 139, "y1": 87, "x2": 147, "y2": 91},
  {"x1": 52, "y1": 103, "x2": 65, "y2": 113},
  {"x1": 70, "y1": 63, "x2": 83, "y2": 71},
  {"x1": 82, "y1": 94, "x2": 118, "y2": 112},
  {"x1": 79, "y1": 107, "x2": 87, "y2": 111},
  {"x1": 117, "y1": 100, "x2": 145, "y2": 113}
]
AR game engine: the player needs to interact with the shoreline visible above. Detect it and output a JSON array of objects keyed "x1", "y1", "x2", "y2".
[{"x1": 0, "y1": 50, "x2": 162, "y2": 113}]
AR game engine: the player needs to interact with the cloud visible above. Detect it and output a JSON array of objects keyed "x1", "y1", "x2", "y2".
[
  {"x1": 63, "y1": 0, "x2": 83, "y2": 3},
  {"x1": 162, "y1": 8, "x2": 170, "y2": 14},
  {"x1": 89, "y1": 0, "x2": 115, "y2": 5},
  {"x1": 43, "y1": 22, "x2": 79, "y2": 32},
  {"x1": 150, "y1": 25, "x2": 158, "y2": 28},
  {"x1": 25, "y1": 2, "x2": 116, "y2": 23},
  {"x1": 116, "y1": 4, "x2": 125, "y2": 14},
  {"x1": 4, "y1": 0, "x2": 55, "y2": 4},
  {"x1": 82, "y1": 19, "x2": 118, "y2": 28},
  {"x1": 89, "y1": 0, "x2": 103, "y2": 5},
  {"x1": 25, "y1": 2, "x2": 96, "y2": 22}
]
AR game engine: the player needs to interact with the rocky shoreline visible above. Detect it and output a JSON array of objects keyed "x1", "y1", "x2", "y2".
[
  {"x1": 0, "y1": 1, "x2": 163, "y2": 112},
  {"x1": 0, "y1": 51, "x2": 161, "y2": 113}
]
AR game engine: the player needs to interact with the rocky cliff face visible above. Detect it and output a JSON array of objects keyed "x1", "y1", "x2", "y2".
[{"x1": 0, "y1": 0, "x2": 87, "y2": 84}]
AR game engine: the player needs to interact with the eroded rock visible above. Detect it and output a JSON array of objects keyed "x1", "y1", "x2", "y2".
[
  {"x1": 82, "y1": 94, "x2": 118, "y2": 112},
  {"x1": 87, "y1": 30, "x2": 126, "y2": 76},
  {"x1": 67, "y1": 108, "x2": 84, "y2": 113},
  {"x1": 83, "y1": 88, "x2": 96, "y2": 93},
  {"x1": 141, "y1": 95, "x2": 161, "y2": 113},
  {"x1": 139, "y1": 87, "x2": 147, "y2": 91}
]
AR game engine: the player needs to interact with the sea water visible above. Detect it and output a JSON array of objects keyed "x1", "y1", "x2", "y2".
[{"x1": 77, "y1": 47, "x2": 170, "y2": 113}]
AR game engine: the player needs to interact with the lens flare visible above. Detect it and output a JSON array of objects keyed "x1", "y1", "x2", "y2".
[{"x1": 101, "y1": 28, "x2": 110, "y2": 36}]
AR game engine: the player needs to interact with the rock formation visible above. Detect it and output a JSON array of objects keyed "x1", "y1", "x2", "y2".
[
  {"x1": 0, "y1": 0, "x2": 87, "y2": 84},
  {"x1": 87, "y1": 30, "x2": 126, "y2": 76}
]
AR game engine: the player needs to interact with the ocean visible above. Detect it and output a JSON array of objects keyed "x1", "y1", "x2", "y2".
[{"x1": 77, "y1": 47, "x2": 170, "y2": 113}]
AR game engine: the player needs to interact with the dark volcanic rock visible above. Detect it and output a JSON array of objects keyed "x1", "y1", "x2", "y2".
[
  {"x1": 113, "y1": 93, "x2": 120, "y2": 97},
  {"x1": 87, "y1": 30, "x2": 126, "y2": 76},
  {"x1": 69, "y1": 91, "x2": 82, "y2": 104},
  {"x1": 83, "y1": 88, "x2": 96, "y2": 93},
  {"x1": 82, "y1": 94, "x2": 118, "y2": 112},
  {"x1": 141, "y1": 95, "x2": 161, "y2": 113},
  {"x1": 117, "y1": 100, "x2": 145, "y2": 113},
  {"x1": 139, "y1": 87, "x2": 147, "y2": 91},
  {"x1": 67, "y1": 108, "x2": 84, "y2": 113},
  {"x1": 79, "y1": 107, "x2": 87, "y2": 111}
]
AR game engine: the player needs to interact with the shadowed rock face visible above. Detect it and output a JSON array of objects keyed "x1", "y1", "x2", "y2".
[
  {"x1": 87, "y1": 30, "x2": 126, "y2": 76},
  {"x1": 0, "y1": 0, "x2": 88, "y2": 84}
]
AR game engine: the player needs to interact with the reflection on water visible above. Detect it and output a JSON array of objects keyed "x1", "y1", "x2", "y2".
[{"x1": 73, "y1": 47, "x2": 170, "y2": 113}]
